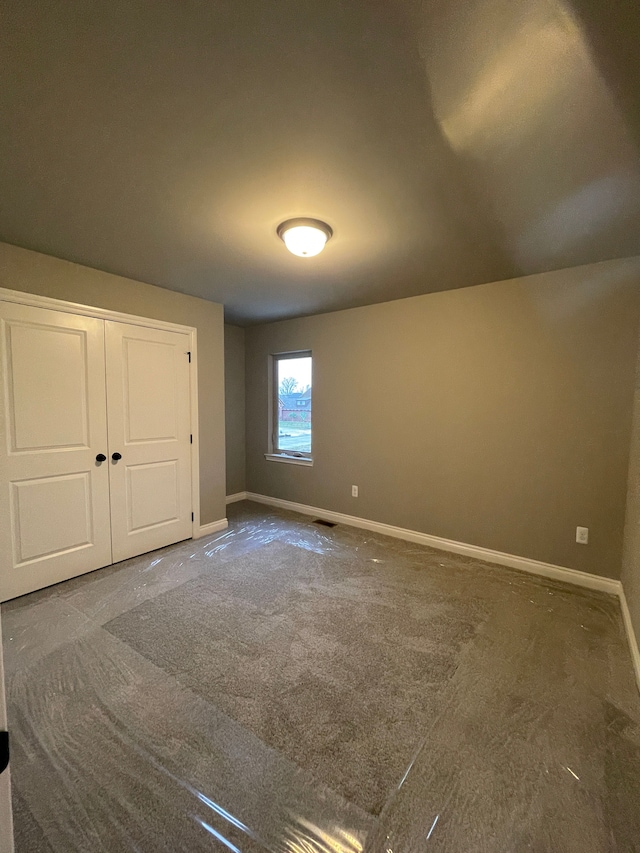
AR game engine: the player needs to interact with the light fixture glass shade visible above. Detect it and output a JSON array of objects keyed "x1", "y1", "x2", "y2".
[{"x1": 277, "y1": 218, "x2": 333, "y2": 257}]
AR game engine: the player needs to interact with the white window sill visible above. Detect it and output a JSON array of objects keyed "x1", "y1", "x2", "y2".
[{"x1": 264, "y1": 453, "x2": 313, "y2": 467}]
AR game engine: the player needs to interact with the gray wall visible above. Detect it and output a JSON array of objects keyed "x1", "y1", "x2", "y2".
[
  {"x1": 0, "y1": 242, "x2": 226, "y2": 526},
  {"x1": 224, "y1": 324, "x2": 246, "y2": 496},
  {"x1": 246, "y1": 257, "x2": 640, "y2": 579},
  {"x1": 622, "y1": 322, "x2": 640, "y2": 646}
]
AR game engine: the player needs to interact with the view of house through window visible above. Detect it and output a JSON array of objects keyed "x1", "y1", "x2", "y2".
[{"x1": 274, "y1": 352, "x2": 312, "y2": 455}]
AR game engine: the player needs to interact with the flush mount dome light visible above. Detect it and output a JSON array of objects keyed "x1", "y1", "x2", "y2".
[{"x1": 277, "y1": 218, "x2": 333, "y2": 257}]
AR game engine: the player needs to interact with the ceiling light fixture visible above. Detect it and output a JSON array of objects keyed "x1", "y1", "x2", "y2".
[{"x1": 277, "y1": 218, "x2": 333, "y2": 257}]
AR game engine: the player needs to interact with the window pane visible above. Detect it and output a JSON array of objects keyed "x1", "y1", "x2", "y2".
[{"x1": 277, "y1": 356, "x2": 311, "y2": 453}]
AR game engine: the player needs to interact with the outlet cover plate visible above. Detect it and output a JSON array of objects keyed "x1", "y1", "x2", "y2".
[{"x1": 576, "y1": 526, "x2": 589, "y2": 544}]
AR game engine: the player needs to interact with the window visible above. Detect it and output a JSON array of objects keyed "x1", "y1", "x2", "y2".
[{"x1": 269, "y1": 351, "x2": 312, "y2": 463}]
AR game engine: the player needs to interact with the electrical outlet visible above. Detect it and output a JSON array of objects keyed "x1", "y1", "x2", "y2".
[
  {"x1": 351, "y1": 485, "x2": 358, "y2": 497},
  {"x1": 576, "y1": 526, "x2": 589, "y2": 545}
]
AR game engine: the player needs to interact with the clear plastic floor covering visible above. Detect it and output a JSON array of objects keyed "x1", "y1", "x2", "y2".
[{"x1": 2, "y1": 500, "x2": 640, "y2": 852}]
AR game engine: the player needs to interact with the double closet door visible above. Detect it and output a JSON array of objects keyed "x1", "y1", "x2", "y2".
[{"x1": 0, "y1": 301, "x2": 194, "y2": 602}]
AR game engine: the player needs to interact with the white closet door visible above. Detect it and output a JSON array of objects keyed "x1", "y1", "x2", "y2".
[
  {"x1": 105, "y1": 322, "x2": 192, "y2": 563},
  {"x1": 0, "y1": 303, "x2": 112, "y2": 601}
]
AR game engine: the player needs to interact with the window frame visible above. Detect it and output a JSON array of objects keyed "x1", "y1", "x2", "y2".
[{"x1": 269, "y1": 350, "x2": 313, "y2": 462}]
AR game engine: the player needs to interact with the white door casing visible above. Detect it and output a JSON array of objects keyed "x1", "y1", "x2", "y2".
[
  {"x1": 0, "y1": 303, "x2": 112, "y2": 601},
  {"x1": 105, "y1": 322, "x2": 193, "y2": 563}
]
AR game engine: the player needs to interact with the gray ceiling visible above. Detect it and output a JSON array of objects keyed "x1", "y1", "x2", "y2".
[{"x1": 1, "y1": 0, "x2": 639, "y2": 324}]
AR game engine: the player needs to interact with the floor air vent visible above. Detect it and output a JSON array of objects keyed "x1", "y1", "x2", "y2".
[{"x1": 313, "y1": 519, "x2": 337, "y2": 528}]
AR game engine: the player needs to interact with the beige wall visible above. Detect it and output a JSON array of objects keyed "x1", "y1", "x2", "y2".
[
  {"x1": 224, "y1": 324, "x2": 246, "y2": 496},
  {"x1": 0, "y1": 242, "x2": 226, "y2": 525},
  {"x1": 246, "y1": 257, "x2": 640, "y2": 579},
  {"x1": 622, "y1": 320, "x2": 640, "y2": 645}
]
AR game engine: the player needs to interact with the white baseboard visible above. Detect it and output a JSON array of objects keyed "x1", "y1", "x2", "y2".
[
  {"x1": 193, "y1": 518, "x2": 228, "y2": 539},
  {"x1": 245, "y1": 491, "x2": 621, "y2": 595},
  {"x1": 226, "y1": 491, "x2": 248, "y2": 504},
  {"x1": 620, "y1": 588, "x2": 640, "y2": 694}
]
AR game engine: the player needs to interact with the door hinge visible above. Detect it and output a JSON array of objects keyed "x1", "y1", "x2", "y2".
[
  {"x1": 187, "y1": 351, "x2": 191, "y2": 363},
  {"x1": 191, "y1": 512, "x2": 194, "y2": 522},
  {"x1": 190, "y1": 434, "x2": 193, "y2": 444},
  {"x1": 0, "y1": 731, "x2": 9, "y2": 775}
]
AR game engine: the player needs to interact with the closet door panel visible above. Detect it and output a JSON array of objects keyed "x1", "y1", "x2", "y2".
[
  {"x1": 105, "y1": 322, "x2": 192, "y2": 563},
  {"x1": 0, "y1": 303, "x2": 112, "y2": 601}
]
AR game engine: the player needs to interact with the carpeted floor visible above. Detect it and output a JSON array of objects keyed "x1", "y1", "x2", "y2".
[
  {"x1": 105, "y1": 540, "x2": 486, "y2": 813},
  {"x1": 3, "y1": 500, "x2": 640, "y2": 852}
]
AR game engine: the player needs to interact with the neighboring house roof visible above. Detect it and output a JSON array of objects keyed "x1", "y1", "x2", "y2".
[{"x1": 279, "y1": 392, "x2": 311, "y2": 409}]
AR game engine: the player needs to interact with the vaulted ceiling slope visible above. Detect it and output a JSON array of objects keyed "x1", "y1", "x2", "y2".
[{"x1": 1, "y1": 0, "x2": 639, "y2": 324}]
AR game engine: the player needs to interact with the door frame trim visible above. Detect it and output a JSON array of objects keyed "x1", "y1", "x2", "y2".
[{"x1": 0, "y1": 287, "x2": 201, "y2": 539}]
